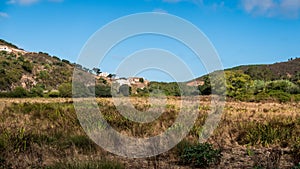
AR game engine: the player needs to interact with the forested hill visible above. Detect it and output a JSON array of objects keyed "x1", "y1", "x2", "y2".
[
  {"x1": 227, "y1": 58, "x2": 300, "y2": 81},
  {"x1": 193, "y1": 58, "x2": 300, "y2": 83}
]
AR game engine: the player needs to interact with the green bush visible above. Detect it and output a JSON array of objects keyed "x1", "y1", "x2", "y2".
[
  {"x1": 254, "y1": 92, "x2": 270, "y2": 102},
  {"x1": 22, "y1": 61, "x2": 33, "y2": 73},
  {"x1": 10, "y1": 87, "x2": 28, "y2": 98},
  {"x1": 47, "y1": 90, "x2": 60, "y2": 98},
  {"x1": 94, "y1": 85, "x2": 112, "y2": 97},
  {"x1": 266, "y1": 80, "x2": 300, "y2": 94},
  {"x1": 58, "y1": 83, "x2": 72, "y2": 98},
  {"x1": 292, "y1": 94, "x2": 300, "y2": 102},
  {"x1": 179, "y1": 143, "x2": 222, "y2": 168},
  {"x1": 268, "y1": 90, "x2": 291, "y2": 103}
]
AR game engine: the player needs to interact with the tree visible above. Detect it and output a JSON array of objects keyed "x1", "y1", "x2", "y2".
[
  {"x1": 107, "y1": 74, "x2": 116, "y2": 79},
  {"x1": 92, "y1": 67, "x2": 101, "y2": 75},
  {"x1": 225, "y1": 71, "x2": 252, "y2": 97},
  {"x1": 198, "y1": 76, "x2": 211, "y2": 95}
]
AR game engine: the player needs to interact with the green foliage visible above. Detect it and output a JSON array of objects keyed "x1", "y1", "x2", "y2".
[
  {"x1": 0, "y1": 39, "x2": 19, "y2": 49},
  {"x1": 62, "y1": 59, "x2": 70, "y2": 64},
  {"x1": 268, "y1": 90, "x2": 291, "y2": 103},
  {"x1": 94, "y1": 85, "x2": 112, "y2": 97},
  {"x1": 29, "y1": 85, "x2": 44, "y2": 97},
  {"x1": 10, "y1": 87, "x2": 28, "y2": 98},
  {"x1": 136, "y1": 87, "x2": 149, "y2": 96},
  {"x1": 149, "y1": 82, "x2": 181, "y2": 96},
  {"x1": 47, "y1": 90, "x2": 60, "y2": 98},
  {"x1": 292, "y1": 94, "x2": 300, "y2": 102},
  {"x1": 244, "y1": 66, "x2": 273, "y2": 81},
  {"x1": 179, "y1": 143, "x2": 222, "y2": 168},
  {"x1": 198, "y1": 76, "x2": 211, "y2": 95},
  {"x1": 225, "y1": 71, "x2": 253, "y2": 97},
  {"x1": 266, "y1": 80, "x2": 300, "y2": 94},
  {"x1": 58, "y1": 83, "x2": 72, "y2": 98},
  {"x1": 252, "y1": 80, "x2": 266, "y2": 94},
  {"x1": 293, "y1": 163, "x2": 300, "y2": 169},
  {"x1": 22, "y1": 61, "x2": 33, "y2": 73},
  {"x1": 39, "y1": 70, "x2": 49, "y2": 80},
  {"x1": 254, "y1": 92, "x2": 270, "y2": 102}
]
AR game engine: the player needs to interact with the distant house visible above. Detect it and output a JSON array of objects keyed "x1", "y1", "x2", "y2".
[
  {"x1": 115, "y1": 78, "x2": 130, "y2": 86},
  {"x1": 0, "y1": 45, "x2": 12, "y2": 52},
  {"x1": 98, "y1": 72, "x2": 109, "y2": 77},
  {"x1": 0, "y1": 45, "x2": 27, "y2": 54},
  {"x1": 128, "y1": 77, "x2": 141, "y2": 84}
]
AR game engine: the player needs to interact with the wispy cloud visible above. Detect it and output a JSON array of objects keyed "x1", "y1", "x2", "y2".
[
  {"x1": 0, "y1": 12, "x2": 9, "y2": 18},
  {"x1": 7, "y1": 0, "x2": 63, "y2": 5},
  {"x1": 162, "y1": 0, "x2": 203, "y2": 6},
  {"x1": 153, "y1": 8, "x2": 168, "y2": 13},
  {"x1": 240, "y1": 0, "x2": 300, "y2": 18}
]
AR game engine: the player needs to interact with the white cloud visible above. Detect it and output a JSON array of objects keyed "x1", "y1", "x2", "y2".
[
  {"x1": 7, "y1": 0, "x2": 63, "y2": 5},
  {"x1": 0, "y1": 12, "x2": 9, "y2": 18},
  {"x1": 241, "y1": 0, "x2": 300, "y2": 18}
]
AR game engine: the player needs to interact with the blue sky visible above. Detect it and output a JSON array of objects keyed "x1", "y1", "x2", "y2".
[{"x1": 1, "y1": 0, "x2": 300, "y2": 81}]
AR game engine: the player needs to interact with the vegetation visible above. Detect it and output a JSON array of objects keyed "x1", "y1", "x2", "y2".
[
  {"x1": 179, "y1": 142, "x2": 222, "y2": 168},
  {"x1": 0, "y1": 98, "x2": 298, "y2": 168}
]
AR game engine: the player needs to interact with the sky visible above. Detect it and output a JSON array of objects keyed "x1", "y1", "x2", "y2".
[{"x1": 1, "y1": 0, "x2": 300, "y2": 82}]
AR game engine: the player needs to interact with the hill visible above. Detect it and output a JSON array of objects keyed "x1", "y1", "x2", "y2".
[
  {"x1": 0, "y1": 41, "x2": 74, "y2": 92},
  {"x1": 227, "y1": 58, "x2": 300, "y2": 81},
  {"x1": 191, "y1": 58, "x2": 300, "y2": 84},
  {"x1": 0, "y1": 39, "x2": 149, "y2": 97}
]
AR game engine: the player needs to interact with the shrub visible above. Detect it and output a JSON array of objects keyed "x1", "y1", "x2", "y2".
[
  {"x1": 22, "y1": 61, "x2": 33, "y2": 73},
  {"x1": 58, "y1": 83, "x2": 72, "y2": 98},
  {"x1": 47, "y1": 90, "x2": 60, "y2": 98},
  {"x1": 292, "y1": 94, "x2": 300, "y2": 102},
  {"x1": 268, "y1": 90, "x2": 291, "y2": 103},
  {"x1": 266, "y1": 80, "x2": 300, "y2": 94},
  {"x1": 94, "y1": 85, "x2": 112, "y2": 97},
  {"x1": 179, "y1": 143, "x2": 222, "y2": 168},
  {"x1": 255, "y1": 92, "x2": 270, "y2": 102},
  {"x1": 10, "y1": 87, "x2": 28, "y2": 98}
]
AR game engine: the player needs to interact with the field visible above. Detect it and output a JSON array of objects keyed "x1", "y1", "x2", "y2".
[{"x1": 0, "y1": 97, "x2": 299, "y2": 169}]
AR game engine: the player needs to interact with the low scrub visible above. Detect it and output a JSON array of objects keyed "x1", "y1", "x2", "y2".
[{"x1": 179, "y1": 142, "x2": 222, "y2": 168}]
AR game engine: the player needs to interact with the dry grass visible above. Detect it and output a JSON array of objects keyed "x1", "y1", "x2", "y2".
[{"x1": 0, "y1": 97, "x2": 299, "y2": 168}]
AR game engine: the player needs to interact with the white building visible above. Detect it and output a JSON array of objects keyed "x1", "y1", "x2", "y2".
[
  {"x1": 0, "y1": 45, "x2": 12, "y2": 52},
  {"x1": 115, "y1": 78, "x2": 130, "y2": 86},
  {"x1": 99, "y1": 72, "x2": 109, "y2": 77}
]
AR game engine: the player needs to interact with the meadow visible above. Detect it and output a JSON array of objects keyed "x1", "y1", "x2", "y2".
[{"x1": 0, "y1": 97, "x2": 299, "y2": 169}]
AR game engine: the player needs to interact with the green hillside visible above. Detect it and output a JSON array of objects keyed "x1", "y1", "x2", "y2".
[
  {"x1": 1, "y1": 39, "x2": 299, "y2": 102},
  {"x1": 0, "y1": 45, "x2": 73, "y2": 92}
]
